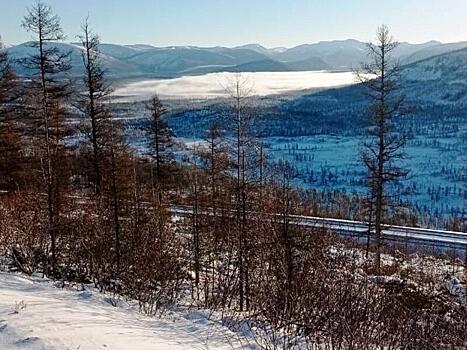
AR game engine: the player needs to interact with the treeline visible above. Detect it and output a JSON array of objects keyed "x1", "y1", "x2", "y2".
[{"x1": 0, "y1": 3, "x2": 466, "y2": 349}]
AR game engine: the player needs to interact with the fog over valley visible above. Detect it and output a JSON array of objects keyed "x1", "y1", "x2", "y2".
[{"x1": 111, "y1": 71, "x2": 357, "y2": 101}]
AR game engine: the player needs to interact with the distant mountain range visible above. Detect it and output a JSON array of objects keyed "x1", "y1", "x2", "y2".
[{"x1": 5, "y1": 39, "x2": 467, "y2": 79}]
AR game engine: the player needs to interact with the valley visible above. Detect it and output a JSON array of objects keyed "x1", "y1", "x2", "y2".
[{"x1": 108, "y1": 54, "x2": 466, "y2": 226}]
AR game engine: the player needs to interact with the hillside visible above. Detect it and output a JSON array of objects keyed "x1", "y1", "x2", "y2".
[
  {"x1": 403, "y1": 46, "x2": 467, "y2": 103},
  {"x1": 403, "y1": 42, "x2": 467, "y2": 64}
]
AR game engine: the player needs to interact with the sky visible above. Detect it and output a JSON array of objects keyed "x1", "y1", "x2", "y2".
[{"x1": 1, "y1": 0, "x2": 466, "y2": 47}]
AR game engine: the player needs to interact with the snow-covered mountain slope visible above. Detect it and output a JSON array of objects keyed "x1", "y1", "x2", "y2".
[
  {"x1": 125, "y1": 46, "x2": 270, "y2": 76},
  {"x1": 97, "y1": 43, "x2": 142, "y2": 59},
  {"x1": 404, "y1": 47, "x2": 467, "y2": 81},
  {"x1": 402, "y1": 42, "x2": 467, "y2": 65},
  {"x1": 402, "y1": 47, "x2": 467, "y2": 103},
  {"x1": 0, "y1": 272, "x2": 247, "y2": 350},
  {"x1": 277, "y1": 39, "x2": 368, "y2": 68},
  {"x1": 277, "y1": 39, "x2": 442, "y2": 70},
  {"x1": 392, "y1": 40, "x2": 441, "y2": 61}
]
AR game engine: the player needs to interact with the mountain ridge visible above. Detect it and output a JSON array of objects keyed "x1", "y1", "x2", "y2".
[{"x1": 5, "y1": 39, "x2": 467, "y2": 79}]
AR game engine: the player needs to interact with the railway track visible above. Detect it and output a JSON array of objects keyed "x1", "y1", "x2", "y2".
[{"x1": 170, "y1": 206, "x2": 467, "y2": 251}]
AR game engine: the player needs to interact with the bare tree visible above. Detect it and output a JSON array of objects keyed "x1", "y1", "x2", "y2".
[
  {"x1": 225, "y1": 73, "x2": 255, "y2": 311},
  {"x1": 356, "y1": 25, "x2": 407, "y2": 273},
  {"x1": 21, "y1": 1, "x2": 72, "y2": 275},
  {"x1": 78, "y1": 17, "x2": 112, "y2": 196}
]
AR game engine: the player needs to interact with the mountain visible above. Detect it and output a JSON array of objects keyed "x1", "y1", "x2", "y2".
[
  {"x1": 97, "y1": 43, "x2": 141, "y2": 59},
  {"x1": 233, "y1": 44, "x2": 273, "y2": 57},
  {"x1": 277, "y1": 39, "x2": 367, "y2": 69},
  {"x1": 392, "y1": 40, "x2": 441, "y2": 61},
  {"x1": 276, "y1": 39, "x2": 442, "y2": 70},
  {"x1": 403, "y1": 42, "x2": 467, "y2": 64},
  {"x1": 6, "y1": 39, "x2": 467, "y2": 79},
  {"x1": 124, "y1": 46, "x2": 270, "y2": 75},
  {"x1": 207, "y1": 46, "x2": 272, "y2": 64},
  {"x1": 6, "y1": 42, "x2": 273, "y2": 78}
]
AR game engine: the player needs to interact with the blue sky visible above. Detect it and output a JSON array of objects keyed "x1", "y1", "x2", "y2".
[{"x1": 1, "y1": 0, "x2": 466, "y2": 47}]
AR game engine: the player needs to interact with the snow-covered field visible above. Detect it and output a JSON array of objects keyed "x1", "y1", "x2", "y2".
[
  {"x1": 264, "y1": 135, "x2": 466, "y2": 217},
  {"x1": 0, "y1": 272, "x2": 245, "y2": 350},
  {"x1": 112, "y1": 71, "x2": 356, "y2": 101}
]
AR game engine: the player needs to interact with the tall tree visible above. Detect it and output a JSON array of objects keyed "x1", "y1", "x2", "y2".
[
  {"x1": 78, "y1": 17, "x2": 112, "y2": 196},
  {"x1": 21, "y1": 1, "x2": 72, "y2": 275},
  {"x1": 99, "y1": 116, "x2": 130, "y2": 275},
  {"x1": 146, "y1": 94, "x2": 173, "y2": 204},
  {"x1": 356, "y1": 25, "x2": 407, "y2": 273},
  {"x1": 225, "y1": 73, "x2": 255, "y2": 311}
]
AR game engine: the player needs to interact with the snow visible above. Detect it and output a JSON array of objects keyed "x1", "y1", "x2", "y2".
[
  {"x1": 264, "y1": 135, "x2": 466, "y2": 217},
  {"x1": 0, "y1": 272, "x2": 245, "y2": 350},
  {"x1": 111, "y1": 71, "x2": 357, "y2": 101}
]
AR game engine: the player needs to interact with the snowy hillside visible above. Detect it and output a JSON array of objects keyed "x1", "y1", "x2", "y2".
[
  {"x1": 402, "y1": 41, "x2": 467, "y2": 64},
  {"x1": 0, "y1": 272, "x2": 248, "y2": 350},
  {"x1": 402, "y1": 47, "x2": 467, "y2": 103},
  {"x1": 404, "y1": 46, "x2": 467, "y2": 81}
]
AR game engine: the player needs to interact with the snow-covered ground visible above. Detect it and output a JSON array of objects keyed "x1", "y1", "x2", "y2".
[
  {"x1": 266, "y1": 134, "x2": 466, "y2": 217},
  {"x1": 0, "y1": 252, "x2": 464, "y2": 350},
  {"x1": 112, "y1": 71, "x2": 356, "y2": 101},
  {"x1": 0, "y1": 272, "x2": 246, "y2": 350}
]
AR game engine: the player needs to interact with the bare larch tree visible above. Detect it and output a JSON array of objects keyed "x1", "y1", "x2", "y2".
[
  {"x1": 356, "y1": 25, "x2": 407, "y2": 273},
  {"x1": 22, "y1": 1, "x2": 71, "y2": 275},
  {"x1": 78, "y1": 17, "x2": 112, "y2": 196},
  {"x1": 225, "y1": 73, "x2": 255, "y2": 311}
]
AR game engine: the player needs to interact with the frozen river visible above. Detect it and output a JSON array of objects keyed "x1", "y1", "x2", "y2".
[{"x1": 111, "y1": 71, "x2": 357, "y2": 101}]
